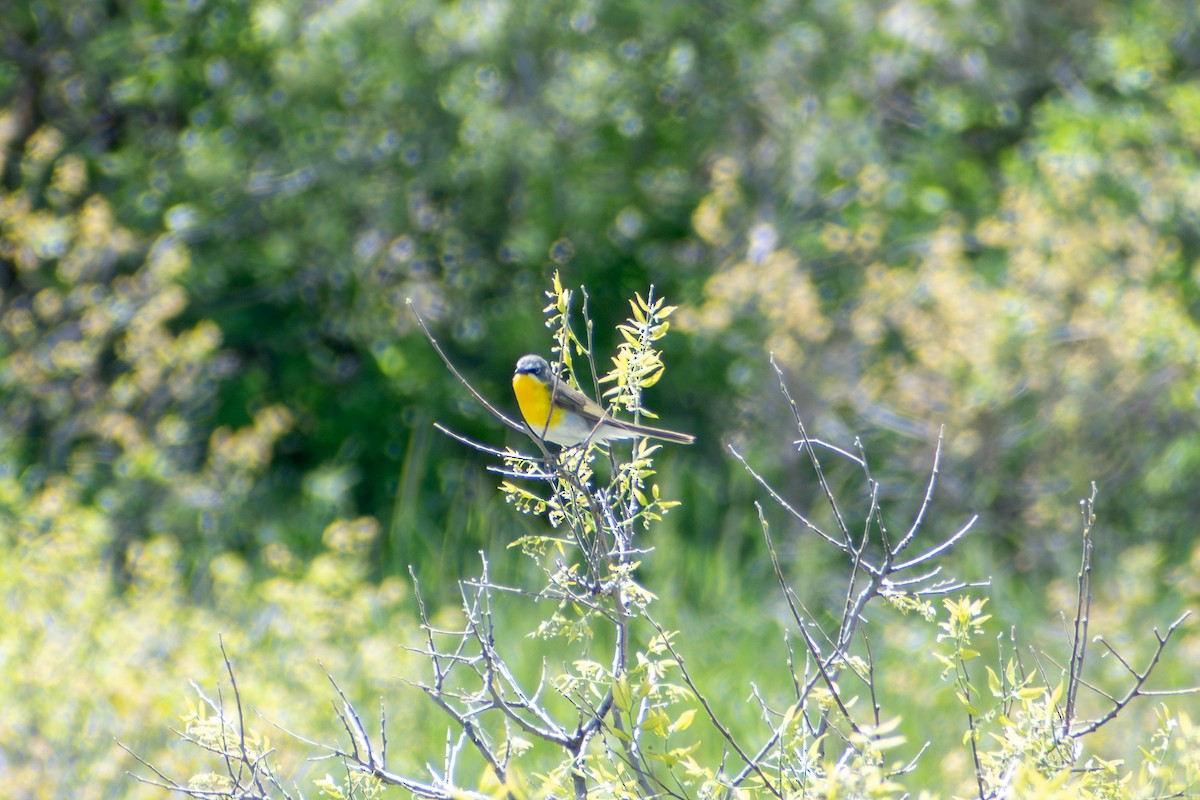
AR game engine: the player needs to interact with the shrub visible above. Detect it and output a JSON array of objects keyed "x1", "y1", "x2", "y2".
[{"x1": 125, "y1": 282, "x2": 1199, "y2": 799}]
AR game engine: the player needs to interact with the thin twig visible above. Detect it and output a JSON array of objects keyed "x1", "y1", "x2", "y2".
[
  {"x1": 434, "y1": 423, "x2": 531, "y2": 459},
  {"x1": 890, "y1": 515, "x2": 979, "y2": 571},
  {"x1": 644, "y1": 615, "x2": 786, "y2": 800},
  {"x1": 795, "y1": 437, "x2": 867, "y2": 467},
  {"x1": 728, "y1": 443, "x2": 851, "y2": 554},
  {"x1": 1063, "y1": 483, "x2": 1096, "y2": 730},
  {"x1": 407, "y1": 298, "x2": 525, "y2": 435},
  {"x1": 1070, "y1": 612, "x2": 1195, "y2": 738},
  {"x1": 770, "y1": 353, "x2": 852, "y2": 545},
  {"x1": 892, "y1": 425, "x2": 944, "y2": 557}
]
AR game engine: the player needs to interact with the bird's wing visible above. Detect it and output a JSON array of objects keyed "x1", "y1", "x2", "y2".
[
  {"x1": 549, "y1": 374, "x2": 693, "y2": 443},
  {"x1": 549, "y1": 378, "x2": 609, "y2": 422}
]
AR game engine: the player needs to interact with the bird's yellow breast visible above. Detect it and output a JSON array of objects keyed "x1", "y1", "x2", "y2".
[{"x1": 512, "y1": 373, "x2": 561, "y2": 432}]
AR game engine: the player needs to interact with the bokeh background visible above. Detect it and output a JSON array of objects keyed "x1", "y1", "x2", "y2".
[{"x1": 2, "y1": 0, "x2": 1199, "y2": 796}]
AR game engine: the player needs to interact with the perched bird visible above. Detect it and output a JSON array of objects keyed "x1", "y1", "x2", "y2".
[{"x1": 511, "y1": 354, "x2": 694, "y2": 447}]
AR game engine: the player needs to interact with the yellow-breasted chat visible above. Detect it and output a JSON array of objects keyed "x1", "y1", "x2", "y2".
[{"x1": 512, "y1": 354, "x2": 694, "y2": 447}]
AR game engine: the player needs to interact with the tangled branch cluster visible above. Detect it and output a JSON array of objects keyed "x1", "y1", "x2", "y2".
[{"x1": 125, "y1": 281, "x2": 1197, "y2": 800}]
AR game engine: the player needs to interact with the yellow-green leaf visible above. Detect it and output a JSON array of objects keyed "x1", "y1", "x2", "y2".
[{"x1": 672, "y1": 708, "x2": 697, "y2": 733}]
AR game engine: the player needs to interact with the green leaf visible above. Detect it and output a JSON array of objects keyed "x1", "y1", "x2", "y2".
[
  {"x1": 643, "y1": 709, "x2": 670, "y2": 735},
  {"x1": 613, "y1": 675, "x2": 632, "y2": 712},
  {"x1": 671, "y1": 708, "x2": 697, "y2": 733}
]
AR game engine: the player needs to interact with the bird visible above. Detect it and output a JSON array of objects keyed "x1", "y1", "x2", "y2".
[{"x1": 511, "y1": 354, "x2": 694, "y2": 447}]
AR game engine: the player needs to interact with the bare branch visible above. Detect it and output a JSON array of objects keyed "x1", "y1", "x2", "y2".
[
  {"x1": 407, "y1": 298, "x2": 526, "y2": 436},
  {"x1": 769, "y1": 352, "x2": 853, "y2": 546},
  {"x1": 795, "y1": 436, "x2": 867, "y2": 467},
  {"x1": 727, "y1": 442, "x2": 851, "y2": 554},
  {"x1": 116, "y1": 740, "x2": 188, "y2": 793},
  {"x1": 1063, "y1": 483, "x2": 1097, "y2": 729},
  {"x1": 1069, "y1": 612, "x2": 1195, "y2": 738},
  {"x1": 890, "y1": 740, "x2": 931, "y2": 778},
  {"x1": 892, "y1": 425, "x2": 944, "y2": 557},
  {"x1": 758, "y1": 504, "x2": 864, "y2": 736},
  {"x1": 434, "y1": 423, "x2": 534, "y2": 459},
  {"x1": 643, "y1": 615, "x2": 786, "y2": 800},
  {"x1": 890, "y1": 515, "x2": 979, "y2": 572}
]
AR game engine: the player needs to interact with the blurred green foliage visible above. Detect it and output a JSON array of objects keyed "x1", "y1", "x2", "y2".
[
  {"x1": 7, "y1": 0, "x2": 1200, "y2": 575},
  {"x1": 3, "y1": 0, "x2": 1200, "y2": 795},
  {"x1": 5, "y1": 0, "x2": 1200, "y2": 581}
]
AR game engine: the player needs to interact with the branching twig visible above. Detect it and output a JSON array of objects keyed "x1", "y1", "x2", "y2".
[
  {"x1": 770, "y1": 352, "x2": 853, "y2": 546},
  {"x1": 1069, "y1": 611, "x2": 1196, "y2": 738},
  {"x1": 727, "y1": 443, "x2": 850, "y2": 553},
  {"x1": 723, "y1": 363, "x2": 980, "y2": 793},
  {"x1": 1063, "y1": 483, "x2": 1097, "y2": 730},
  {"x1": 644, "y1": 615, "x2": 786, "y2": 800},
  {"x1": 129, "y1": 297, "x2": 1198, "y2": 800}
]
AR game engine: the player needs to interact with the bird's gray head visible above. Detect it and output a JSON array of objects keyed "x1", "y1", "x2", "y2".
[{"x1": 514, "y1": 354, "x2": 551, "y2": 378}]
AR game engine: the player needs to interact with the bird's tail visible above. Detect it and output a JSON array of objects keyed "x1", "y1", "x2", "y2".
[{"x1": 609, "y1": 419, "x2": 695, "y2": 445}]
